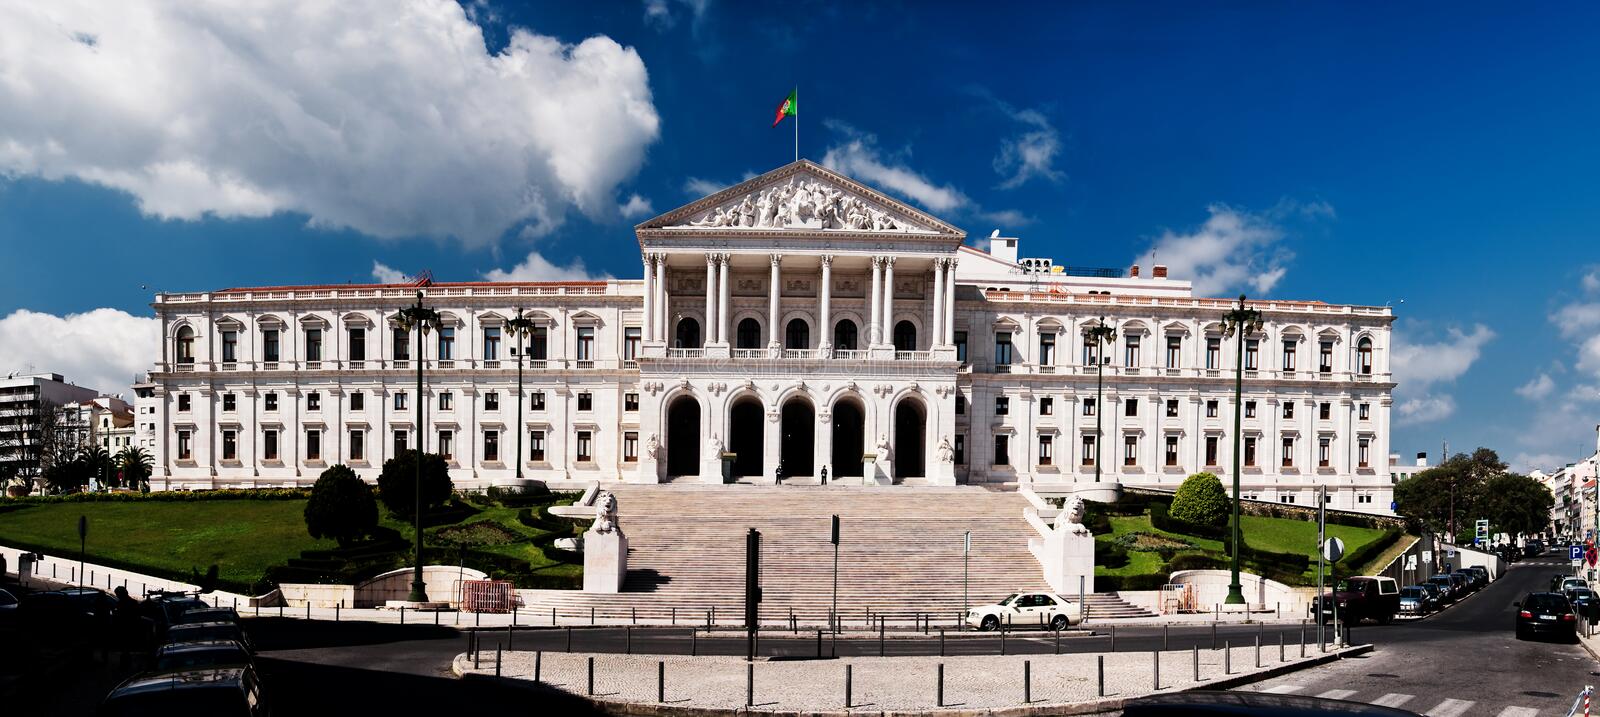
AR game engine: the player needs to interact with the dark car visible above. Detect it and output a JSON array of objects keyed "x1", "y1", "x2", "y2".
[
  {"x1": 1309, "y1": 576, "x2": 1401, "y2": 625},
  {"x1": 174, "y1": 606, "x2": 240, "y2": 625},
  {"x1": 1417, "y1": 581, "x2": 1445, "y2": 608},
  {"x1": 1525, "y1": 540, "x2": 1545, "y2": 557},
  {"x1": 20, "y1": 588, "x2": 116, "y2": 629},
  {"x1": 1397, "y1": 586, "x2": 1433, "y2": 616},
  {"x1": 1515, "y1": 592, "x2": 1578, "y2": 642},
  {"x1": 98, "y1": 666, "x2": 268, "y2": 716},
  {"x1": 1447, "y1": 572, "x2": 1473, "y2": 595},
  {"x1": 154, "y1": 640, "x2": 253, "y2": 672},
  {"x1": 165, "y1": 621, "x2": 254, "y2": 653},
  {"x1": 1565, "y1": 587, "x2": 1600, "y2": 620},
  {"x1": 0, "y1": 588, "x2": 17, "y2": 626},
  {"x1": 1427, "y1": 575, "x2": 1458, "y2": 603},
  {"x1": 1466, "y1": 565, "x2": 1491, "y2": 585},
  {"x1": 1124, "y1": 690, "x2": 1421, "y2": 716}
]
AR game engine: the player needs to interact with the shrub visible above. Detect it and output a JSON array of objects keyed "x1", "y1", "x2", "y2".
[
  {"x1": 303, "y1": 465, "x2": 379, "y2": 547},
  {"x1": 1151, "y1": 503, "x2": 1228, "y2": 540},
  {"x1": 1170, "y1": 472, "x2": 1229, "y2": 527},
  {"x1": 11, "y1": 488, "x2": 309, "y2": 504},
  {"x1": 1166, "y1": 553, "x2": 1228, "y2": 572},
  {"x1": 1098, "y1": 573, "x2": 1172, "y2": 591},
  {"x1": 1095, "y1": 540, "x2": 1130, "y2": 569},
  {"x1": 376, "y1": 450, "x2": 453, "y2": 520}
]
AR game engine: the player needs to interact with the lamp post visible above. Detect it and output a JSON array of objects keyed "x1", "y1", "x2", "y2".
[
  {"x1": 1081, "y1": 317, "x2": 1117, "y2": 482},
  {"x1": 506, "y1": 308, "x2": 536, "y2": 481},
  {"x1": 1220, "y1": 294, "x2": 1263, "y2": 606},
  {"x1": 396, "y1": 290, "x2": 441, "y2": 604}
]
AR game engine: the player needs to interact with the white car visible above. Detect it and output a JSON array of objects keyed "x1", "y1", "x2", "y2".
[{"x1": 966, "y1": 592, "x2": 1082, "y2": 631}]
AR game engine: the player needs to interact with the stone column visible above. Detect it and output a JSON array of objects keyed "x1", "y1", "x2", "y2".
[
  {"x1": 717, "y1": 253, "x2": 731, "y2": 346},
  {"x1": 768, "y1": 254, "x2": 781, "y2": 349},
  {"x1": 654, "y1": 254, "x2": 667, "y2": 340},
  {"x1": 931, "y1": 259, "x2": 945, "y2": 348},
  {"x1": 704, "y1": 253, "x2": 718, "y2": 345},
  {"x1": 881, "y1": 257, "x2": 896, "y2": 347},
  {"x1": 869, "y1": 257, "x2": 883, "y2": 345},
  {"x1": 944, "y1": 258, "x2": 957, "y2": 346},
  {"x1": 818, "y1": 255, "x2": 833, "y2": 350},
  {"x1": 642, "y1": 253, "x2": 655, "y2": 342}
]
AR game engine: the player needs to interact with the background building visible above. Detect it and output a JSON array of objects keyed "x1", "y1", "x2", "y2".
[{"x1": 0, "y1": 372, "x2": 101, "y2": 486}]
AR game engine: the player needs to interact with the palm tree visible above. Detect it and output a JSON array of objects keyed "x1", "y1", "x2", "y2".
[
  {"x1": 117, "y1": 446, "x2": 153, "y2": 490},
  {"x1": 82, "y1": 446, "x2": 114, "y2": 489}
]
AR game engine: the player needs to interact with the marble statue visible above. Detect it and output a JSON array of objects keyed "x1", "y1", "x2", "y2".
[
  {"x1": 1054, "y1": 496, "x2": 1090, "y2": 536},
  {"x1": 936, "y1": 436, "x2": 954, "y2": 464},
  {"x1": 677, "y1": 176, "x2": 921, "y2": 233},
  {"x1": 709, "y1": 434, "x2": 725, "y2": 457},
  {"x1": 593, "y1": 491, "x2": 619, "y2": 534},
  {"x1": 875, "y1": 433, "x2": 892, "y2": 461},
  {"x1": 643, "y1": 433, "x2": 659, "y2": 460}
]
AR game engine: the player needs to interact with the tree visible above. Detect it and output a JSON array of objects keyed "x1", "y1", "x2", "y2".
[
  {"x1": 1394, "y1": 448, "x2": 1512, "y2": 539},
  {"x1": 81, "y1": 446, "x2": 114, "y2": 489},
  {"x1": 304, "y1": 464, "x2": 378, "y2": 546},
  {"x1": 42, "y1": 453, "x2": 92, "y2": 494},
  {"x1": 116, "y1": 447, "x2": 154, "y2": 489},
  {"x1": 376, "y1": 450, "x2": 452, "y2": 520},
  {"x1": 1170, "y1": 472, "x2": 1229, "y2": 527},
  {"x1": 1475, "y1": 473, "x2": 1554, "y2": 538}
]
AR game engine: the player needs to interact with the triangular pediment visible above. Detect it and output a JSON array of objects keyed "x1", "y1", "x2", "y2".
[{"x1": 637, "y1": 159, "x2": 963, "y2": 239}]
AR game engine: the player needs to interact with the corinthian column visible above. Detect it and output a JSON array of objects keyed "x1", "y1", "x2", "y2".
[
  {"x1": 818, "y1": 255, "x2": 833, "y2": 350},
  {"x1": 881, "y1": 257, "x2": 896, "y2": 347},
  {"x1": 869, "y1": 257, "x2": 883, "y2": 345},
  {"x1": 718, "y1": 253, "x2": 731, "y2": 346},
  {"x1": 768, "y1": 254, "x2": 781, "y2": 349},
  {"x1": 944, "y1": 258, "x2": 957, "y2": 345},
  {"x1": 704, "y1": 253, "x2": 717, "y2": 345},
  {"x1": 642, "y1": 253, "x2": 655, "y2": 342},
  {"x1": 931, "y1": 258, "x2": 945, "y2": 348}
]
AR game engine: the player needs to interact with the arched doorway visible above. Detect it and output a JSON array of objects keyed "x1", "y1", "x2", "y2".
[
  {"x1": 736, "y1": 318, "x2": 762, "y2": 349},
  {"x1": 785, "y1": 319, "x2": 810, "y2": 350},
  {"x1": 780, "y1": 398, "x2": 815, "y2": 477},
  {"x1": 831, "y1": 399, "x2": 865, "y2": 477},
  {"x1": 893, "y1": 321, "x2": 917, "y2": 352},
  {"x1": 894, "y1": 398, "x2": 925, "y2": 480},
  {"x1": 666, "y1": 396, "x2": 701, "y2": 476},
  {"x1": 728, "y1": 398, "x2": 764, "y2": 478},
  {"x1": 834, "y1": 320, "x2": 858, "y2": 351},
  {"x1": 675, "y1": 318, "x2": 702, "y2": 349}
]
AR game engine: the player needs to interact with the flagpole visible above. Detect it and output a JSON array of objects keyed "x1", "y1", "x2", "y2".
[{"x1": 794, "y1": 86, "x2": 798, "y2": 162}]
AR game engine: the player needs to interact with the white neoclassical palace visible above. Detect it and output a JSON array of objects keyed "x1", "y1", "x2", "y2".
[{"x1": 144, "y1": 160, "x2": 1397, "y2": 512}]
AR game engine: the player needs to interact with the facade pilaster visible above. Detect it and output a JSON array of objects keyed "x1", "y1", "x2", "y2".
[
  {"x1": 944, "y1": 258, "x2": 957, "y2": 346},
  {"x1": 869, "y1": 257, "x2": 883, "y2": 345}
]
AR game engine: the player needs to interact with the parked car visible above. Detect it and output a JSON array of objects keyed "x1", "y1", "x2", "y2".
[
  {"x1": 1453, "y1": 570, "x2": 1483, "y2": 592},
  {"x1": 154, "y1": 640, "x2": 254, "y2": 672},
  {"x1": 1560, "y1": 577, "x2": 1590, "y2": 596},
  {"x1": 1564, "y1": 587, "x2": 1599, "y2": 620},
  {"x1": 164, "y1": 621, "x2": 254, "y2": 653},
  {"x1": 1446, "y1": 572, "x2": 1473, "y2": 596},
  {"x1": 1417, "y1": 581, "x2": 1446, "y2": 608},
  {"x1": 174, "y1": 606, "x2": 240, "y2": 626},
  {"x1": 1427, "y1": 575, "x2": 1458, "y2": 603},
  {"x1": 966, "y1": 592, "x2": 1082, "y2": 631},
  {"x1": 1514, "y1": 592, "x2": 1578, "y2": 642},
  {"x1": 1466, "y1": 565, "x2": 1491, "y2": 585},
  {"x1": 98, "y1": 666, "x2": 269, "y2": 716},
  {"x1": 1397, "y1": 586, "x2": 1433, "y2": 616},
  {"x1": 0, "y1": 588, "x2": 17, "y2": 626},
  {"x1": 1309, "y1": 576, "x2": 1400, "y2": 625}
]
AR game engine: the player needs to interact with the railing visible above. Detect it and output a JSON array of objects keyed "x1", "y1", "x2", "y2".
[
  {"x1": 667, "y1": 348, "x2": 706, "y2": 359},
  {"x1": 831, "y1": 349, "x2": 868, "y2": 360},
  {"x1": 781, "y1": 349, "x2": 817, "y2": 360},
  {"x1": 979, "y1": 288, "x2": 1393, "y2": 317},
  {"x1": 894, "y1": 350, "x2": 934, "y2": 361},
  {"x1": 731, "y1": 349, "x2": 768, "y2": 359}
]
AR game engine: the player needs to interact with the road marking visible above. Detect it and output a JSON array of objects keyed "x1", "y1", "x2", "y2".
[
  {"x1": 1371, "y1": 693, "x2": 1415, "y2": 708},
  {"x1": 1424, "y1": 699, "x2": 1476, "y2": 717},
  {"x1": 1260, "y1": 684, "x2": 1305, "y2": 694},
  {"x1": 1495, "y1": 708, "x2": 1539, "y2": 717},
  {"x1": 1318, "y1": 689, "x2": 1358, "y2": 700}
]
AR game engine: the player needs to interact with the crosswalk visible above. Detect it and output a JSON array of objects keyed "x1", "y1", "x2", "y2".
[{"x1": 1249, "y1": 684, "x2": 1555, "y2": 716}]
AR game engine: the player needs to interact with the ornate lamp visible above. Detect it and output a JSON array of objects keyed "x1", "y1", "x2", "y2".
[
  {"x1": 1220, "y1": 294, "x2": 1263, "y2": 606},
  {"x1": 395, "y1": 291, "x2": 441, "y2": 604},
  {"x1": 1081, "y1": 317, "x2": 1118, "y2": 483}
]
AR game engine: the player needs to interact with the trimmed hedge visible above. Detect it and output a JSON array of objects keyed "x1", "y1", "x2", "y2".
[
  {"x1": 1151, "y1": 503, "x2": 1227, "y2": 540},
  {"x1": 1166, "y1": 553, "x2": 1228, "y2": 571},
  {"x1": 1095, "y1": 540, "x2": 1130, "y2": 569},
  {"x1": 1096, "y1": 573, "x2": 1171, "y2": 591},
  {"x1": 7, "y1": 488, "x2": 309, "y2": 504}
]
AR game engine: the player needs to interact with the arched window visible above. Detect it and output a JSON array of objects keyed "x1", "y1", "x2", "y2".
[
  {"x1": 675, "y1": 318, "x2": 701, "y2": 349},
  {"x1": 893, "y1": 320, "x2": 917, "y2": 352},
  {"x1": 834, "y1": 320, "x2": 858, "y2": 351},
  {"x1": 736, "y1": 318, "x2": 762, "y2": 349},
  {"x1": 175, "y1": 326, "x2": 195, "y2": 364},
  {"x1": 1357, "y1": 337, "x2": 1373, "y2": 375},
  {"x1": 785, "y1": 318, "x2": 810, "y2": 350}
]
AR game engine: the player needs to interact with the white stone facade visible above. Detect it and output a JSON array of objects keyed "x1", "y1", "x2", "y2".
[{"x1": 145, "y1": 160, "x2": 1396, "y2": 512}]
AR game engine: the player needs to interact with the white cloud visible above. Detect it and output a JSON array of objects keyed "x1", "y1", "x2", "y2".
[
  {"x1": 619, "y1": 193, "x2": 654, "y2": 220},
  {"x1": 1584, "y1": 270, "x2": 1600, "y2": 293},
  {"x1": 682, "y1": 177, "x2": 729, "y2": 197},
  {"x1": 1396, "y1": 394, "x2": 1456, "y2": 426},
  {"x1": 0, "y1": 308, "x2": 160, "y2": 396},
  {"x1": 1578, "y1": 335, "x2": 1600, "y2": 380},
  {"x1": 483, "y1": 252, "x2": 609, "y2": 282},
  {"x1": 822, "y1": 136, "x2": 969, "y2": 213},
  {"x1": 1556, "y1": 302, "x2": 1600, "y2": 339},
  {"x1": 1132, "y1": 204, "x2": 1300, "y2": 297},
  {"x1": 1517, "y1": 373, "x2": 1556, "y2": 401},
  {"x1": 0, "y1": 0, "x2": 661, "y2": 244},
  {"x1": 371, "y1": 261, "x2": 410, "y2": 284},
  {"x1": 993, "y1": 107, "x2": 1063, "y2": 190},
  {"x1": 1391, "y1": 323, "x2": 1495, "y2": 391},
  {"x1": 975, "y1": 209, "x2": 1033, "y2": 227},
  {"x1": 642, "y1": 0, "x2": 710, "y2": 32}
]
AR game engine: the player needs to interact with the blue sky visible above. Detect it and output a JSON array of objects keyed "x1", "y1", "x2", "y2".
[{"x1": 2, "y1": 1, "x2": 1599, "y2": 471}]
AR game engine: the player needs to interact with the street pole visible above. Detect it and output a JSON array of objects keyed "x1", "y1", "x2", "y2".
[
  {"x1": 831, "y1": 515, "x2": 840, "y2": 634},
  {"x1": 399, "y1": 290, "x2": 440, "y2": 604},
  {"x1": 963, "y1": 530, "x2": 971, "y2": 628},
  {"x1": 507, "y1": 309, "x2": 535, "y2": 483},
  {"x1": 1316, "y1": 486, "x2": 1325, "y2": 649},
  {"x1": 1221, "y1": 295, "x2": 1260, "y2": 606},
  {"x1": 1082, "y1": 318, "x2": 1117, "y2": 483}
]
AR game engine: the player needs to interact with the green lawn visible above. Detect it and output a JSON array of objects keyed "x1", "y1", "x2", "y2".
[
  {"x1": 0, "y1": 500, "x2": 332, "y2": 590},
  {"x1": 1097, "y1": 513, "x2": 1390, "y2": 584}
]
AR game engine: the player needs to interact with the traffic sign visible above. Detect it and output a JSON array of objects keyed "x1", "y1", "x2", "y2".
[
  {"x1": 1422, "y1": 550, "x2": 1433, "y2": 563},
  {"x1": 1446, "y1": 548, "x2": 1456, "y2": 559},
  {"x1": 1475, "y1": 519, "x2": 1489, "y2": 539},
  {"x1": 1390, "y1": 501, "x2": 1398, "y2": 512},
  {"x1": 1321, "y1": 536, "x2": 1346, "y2": 563},
  {"x1": 1572, "y1": 545, "x2": 1585, "y2": 561}
]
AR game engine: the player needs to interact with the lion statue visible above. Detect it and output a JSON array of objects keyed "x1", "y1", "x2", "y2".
[
  {"x1": 593, "y1": 491, "x2": 619, "y2": 534},
  {"x1": 1054, "y1": 496, "x2": 1089, "y2": 535}
]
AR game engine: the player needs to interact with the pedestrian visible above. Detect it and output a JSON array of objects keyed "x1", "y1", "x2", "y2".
[{"x1": 820, "y1": 466, "x2": 828, "y2": 485}]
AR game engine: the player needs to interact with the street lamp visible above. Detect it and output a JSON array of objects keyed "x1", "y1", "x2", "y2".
[
  {"x1": 1220, "y1": 294, "x2": 1263, "y2": 606},
  {"x1": 506, "y1": 308, "x2": 537, "y2": 482},
  {"x1": 1081, "y1": 317, "x2": 1117, "y2": 483},
  {"x1": 396, "y1": 290, "x2": 441, "y2": 604}
]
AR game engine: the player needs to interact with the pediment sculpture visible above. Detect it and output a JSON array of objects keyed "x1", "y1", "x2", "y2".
[{"x1": 679, "y1": 176, "x2": 930, "y2": 233}]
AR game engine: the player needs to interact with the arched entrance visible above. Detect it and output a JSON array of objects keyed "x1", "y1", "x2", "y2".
[
  {"x1": 834, "y1": 319, "x2": 858, "y2": 351},
  {"x1": 894, "y1": 398, "x2": 925, "y2": 480},
  {"x1": 780, "y1": 398, "x2": 815, "y2": 477},
  {"x1": 893, "y1": 320, "x2": 917, "y2": 352},
  {"x1": 728, "y1": 397, "x2": 764, "y2": 478},
  {"x1": 736, "y1": 318, "x2": 762, "y2": 349},
  {"x1": 831, "y1": 399, "x2": 865, "y2": 477},
  {"x1": 666, "y1": 396, "x2": 701, "y2": 476},
  {"x1": 785, "y1": 318, "x2": 810, "y2": 350},
  {"x1": 675, "y1": 318, "x2": 701, "y2": 349}
]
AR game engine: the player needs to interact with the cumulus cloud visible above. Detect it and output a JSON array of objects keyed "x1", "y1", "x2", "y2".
[
  {"x1": 1516, "y1": 373, "x2": 1556, "y2": 401},
  {"x1": 371, "y1": 261, "x2": 410, "y2": 284},
  {"x1": 1390, "y1": 322, "x2": 1494, "y2": 427},
  {"x1": 0, "y1": 0, "x2": 661, "y2": 245},
  {"x1": 1556, "y1": 302, "x2": 1600, "y2": 340},
  {"x1": 619, "y1": 193, "x2": 655, "y2": 220},
  {"x1": 1396, "y1": 395, "x2": 1456, "y2": 426},
  {"x1": 1585, "y1": 270, "x2": 1600, "y2": 293},
  {"x1": 0, "y1": 308, "x2": 160, "y2": 396},
  {"x1": 822, "y1": 134, "x2": 968, "y2": 213},
  {"x1": 1132, "y1": 204, "x2": 1307, "y2": 297},
  {"x1": 992, "y1": 107, "x2": 1063, "y2": 190},
  {"x1": 483, "y1": 252, "x2": 609, "y2": 282}
]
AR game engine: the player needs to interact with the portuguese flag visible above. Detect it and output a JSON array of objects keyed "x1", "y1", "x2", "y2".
[{"x1": 772, "y1": 87, "x2": 797, "y2": 127}]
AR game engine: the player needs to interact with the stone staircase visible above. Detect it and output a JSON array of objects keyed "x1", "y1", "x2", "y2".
[
  {"x1": 516, "y1": 484, "x2": 1152, "y2": 624},
  {"x1": 1078, "y1": 592, "x2": 1158, "y2": 619}
]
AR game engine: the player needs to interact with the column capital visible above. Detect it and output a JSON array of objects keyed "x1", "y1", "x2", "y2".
[
  {"x1": 770, "y1": 253, "x2": 783, "y2": 266},
  {"x1": 819, "y1": 254, "x2": 833, "y2": 268},
  {"x1": 717, "y1": 252, "x2": 732, "y2": 264},
  {"x1": 706, "y1": 252, "x2": 719, "y2": 266},
  {"x1": 882, "y1": 256, "x2": 896, "y2": 268}
]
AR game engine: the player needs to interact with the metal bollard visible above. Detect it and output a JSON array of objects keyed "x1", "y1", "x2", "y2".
[
  {"x1": 671, "y1": 607, "x2": 675, "y2": 625},
  {"x1": 473, "y1": 637, "x2": 480, "y2": 669},
  {"x1": 845, "y1": 664, "x2": 853, "y2": 708},
  {"x1": 1301, "y1": 619, "x2": 1307, "y2": 657},
  {"x1": 1255, "y1": 634, "x2": 1261, "y2": 668},
  {"x1": 476, "y1": 610, "x2": 481, "y2": 627},
  {"x1": 817, "y1": 629, "x2": 823, "y2": 658},
  {"x1": 1153, "y1": 650, "x2": 1160, "y2": 690},
  {"x1": 632, "y1": 607, "x2": 637, "y2": 624},
  {"x1": 508, "y1": 624, "x2": 514, "y2": 651},
  {"x1": 399, "y1": 606, "x2": 404, "y2": 624},
  {"x1": 553, "y1": 607, "x2": 557, "y2": 625},
  {"x1": 626, "y1": 627, "x2": 631, "y2": 655},
  {"x1": 1225, "y1": 640, "x2": 1231, "y2": 674},
  {"x1": 1097, "y1": 655, "x2": 1105, "y2": 697},
  {"x1": 587, "y1": 656, "x2": 594, "y2": 696},
  {"x1": 495, "y1": 643, "x2": 502, "y2": 678},
  {"x1": 1054, "y1": 626, "x2": 1061, "y2": 655},
  {"x1": 940, "y1": 629, "x2": 946, "y2": 657},
  {"x1": 1193, "y1": 645, "x2": 1199, "y2": 682},
  {"x1": 1111, "y1": 624, "x2": 1116, "y2": 652},
  {"x1": 1279, "y1": 631, "x2": 1285, "y2": 662},
  {"x1": 747, "y1": 663, "x2": 754, "y2": 707},
  {"x1": 879, "y1": 621, "x2": 885, "y2": 657},
  {"x1": 336, "y1": 603, "x2": 340, "y2": 621},
  {"x1": 1164, "y1": 624, "x2": 1169, "y2": 650},
  {"x1": 536, "y1": 651, "x2": 542, "y2": 684},
  {"x1": 938, "y1": 663, "x2": 945, "y2": 706},
  {"x1": 1025, "y1": 660, "x2": 1032, "y2": 703},
  {"x1": 1212, "y1": 622, "x2": 1217, "y2": 649},
  {"x1": 1001, "y1": 627, "x2": 1007, "y2": 655},
  {"x1": 307, "y1": 603, "x2": 311, "y2": 620},
  {"x1": 566, "y1": 626, "x2": 572, "y2": 652},
  {"x1": 435, "y1": 609, "x2": 440, "y2": 625},
  {"x1": 591, "y1": 606, "x2": 595, "y2": 625},
  {"x1": 658, "y1": 660, "x2": 664, "y2": 702}
]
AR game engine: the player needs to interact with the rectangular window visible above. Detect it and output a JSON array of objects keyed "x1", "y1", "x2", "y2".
[
  {"x1": 263, "y1": 329, "x2": 280, "y2": 363},
  {"x1": 954, "y1": 434, "x2": 966, "y2": 465},
  {"x1": 177, "y1": 430, "x2": 192, "y2": 460},
  {"x1": 1083, "y1": 398, "x2": 1096, "y2": 417},
  {"x1": 578, "y1": 392, "x2": 593, "y2": 412},
  {"x1": 349, "y1": 328, "x2": 366, "y2": 362},
  {"x1": 1205, "y1": 436, "x2": 1219, "y2": 465},
  {"x1": 993, "y1": 434, "x2": 1010, "y2": 466},
  {"x1": 306, "y1": 429, "x2": 321, "y2": 461},
  {"x1": 1165, "y1": 436, "x2": 1179, "y2": 466},
  {"x1": 1319, "y1": 341, "x2": 1334, "y2": 373},
  {"x1": 1245, "y1": 436, "x2": 1258, "y2": 466},
  {"x1": 223, "y1": 393, "x2": 236, "y2": 412},
  {"x1": 1038, "y1": 435, "x2": 1053, "y2": 466},
  {"x1": 394, "y1": 430, "x2": 408, "y2": 455},
  {"x1": 1280, "y1": 494, "x2": 1297, "y2": 505},
  {"x1": 178, "y1": 393, "x2": 191, "y2": 412},
  {"x1": 624, "y1": 327, "x2": 641, "y2": 361},
  {"x1": 1038, "y1": 333, "x2": 1055, "y2": 366},
  {"x1": 1206, "y1": 400, "x2": 1219, "y2": 418},
  {"x1": 395, "y1": 392, "x2": 407, "y2": 411},
  {"x1": 1281, "y1": 437, "x2": 1295, "y2": 467},
  {"x1": 351, "y1": 391, "x2": 365, "y2": 411},
  {"x1": 1166, "y1": 335, "x2": 1181, "y2": 368},
  {"x1": 1123, "y1": 435, "x2": 1138, "y2": 466},
  {"x1": 1124, "y1": 335, "x2": 1140, "y2": 367},
  {"x1": 1166, "y1": 399, "x2": 1179, "y2": 418},
  {"x1": 307, "y1": 392, "x2": 321, "y2": 411},
  {"x1": 1319, "y1": 437, "x2": 1331, "y2": 467},
  {"x1": 439, "y1": 392, "x2": 453, "y2": 411},
  {"x1": 576, "y1": 430, "x2": 593, "y2": 462},
  {"x1": 439, "y1": 430, "x2": 454, "y2": 460},
  {"x1": 1359, "y1": 403, "x2": 1370, "y2": 420},
  {"x1": 222, "y1": 330, "x2": 238, "y2": 363},
  {"x1": 1040, "y1": 397, "x2": 1053, "y2": 416},
  {"x1": 221, "y1": 430, "x2": 237, "y2": 460},
  {"x1": 1124, "y1": 397, "x2": 1138, "y2": 416},
  {"x1": 1283, "y1": 402, "x2": 1295, "y2": 419},
  {"x1": 625, "y1": 393, "x2": 639, "y2": 412},
  {"x1": 1282, "y1": 340, "x2": 1296, "y2": 371},
  {"x1": 392, "y1": 328, "x2": 410, "y2": 360},
  {"x1": 1319, "y1": 402, "x2": 1331, "y2": 420},
  {"x1": 531, "y1": 391, "x2": 546, "y2": 411},
  {"x1": 955, "y1": 331, "x2": 968, "y2": 363},
  {"x1": 624, "y1": 431, "x2": 639, "y2": 462},
  {"x1": 1205, "y1": 337, "x2": 1221, "y2": 369},
  {"x1": 431, "y1": 326, "x2": 450, "y2": 360},
  {"x1": 483, "y1": 327, "x2": 500, "y2": 361},
  {"x1": 1244, "y1": 339, "x2": 1259, "y2": 371},
  {"x1": 263, "y1": 429, "x2": 278, "y2": 460},
  {"x1": 576, "y1": 327, "x2": 595, "y2": 361},
  {"x1": 530, "y1": 327, "x2": 549, "y2": 360},
  {"x1": 955, "y1": 394, "x2": 966, "y2": 415},
  {"x1": 995, "y1": 397, "x2": 1009, "y2": 416},
  {"x1": 529, "y1": 430, "x2": 546, "y2": 461},
  {"x1": 1358, "y1": 494, "x2": 1372, "y2": 504},
  {"x1": 1245, "y1": 400, "x2": 1256, "y2": 419},
  {"x1": 485, "y1": 430, "x2": 499, "y2": 462},
  {"x1": 305, "y1": 329, "x2": 322, "y2": 362},
  {"x1": 995, "y1": 332, "x2": 1014, "y2": 365},
  {"x1": 1081, "y1": 434, "x2": 1096, "y2": 466},
  {"x1": 350, "y1": 429, "x2": 364, "y2": 461}
]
